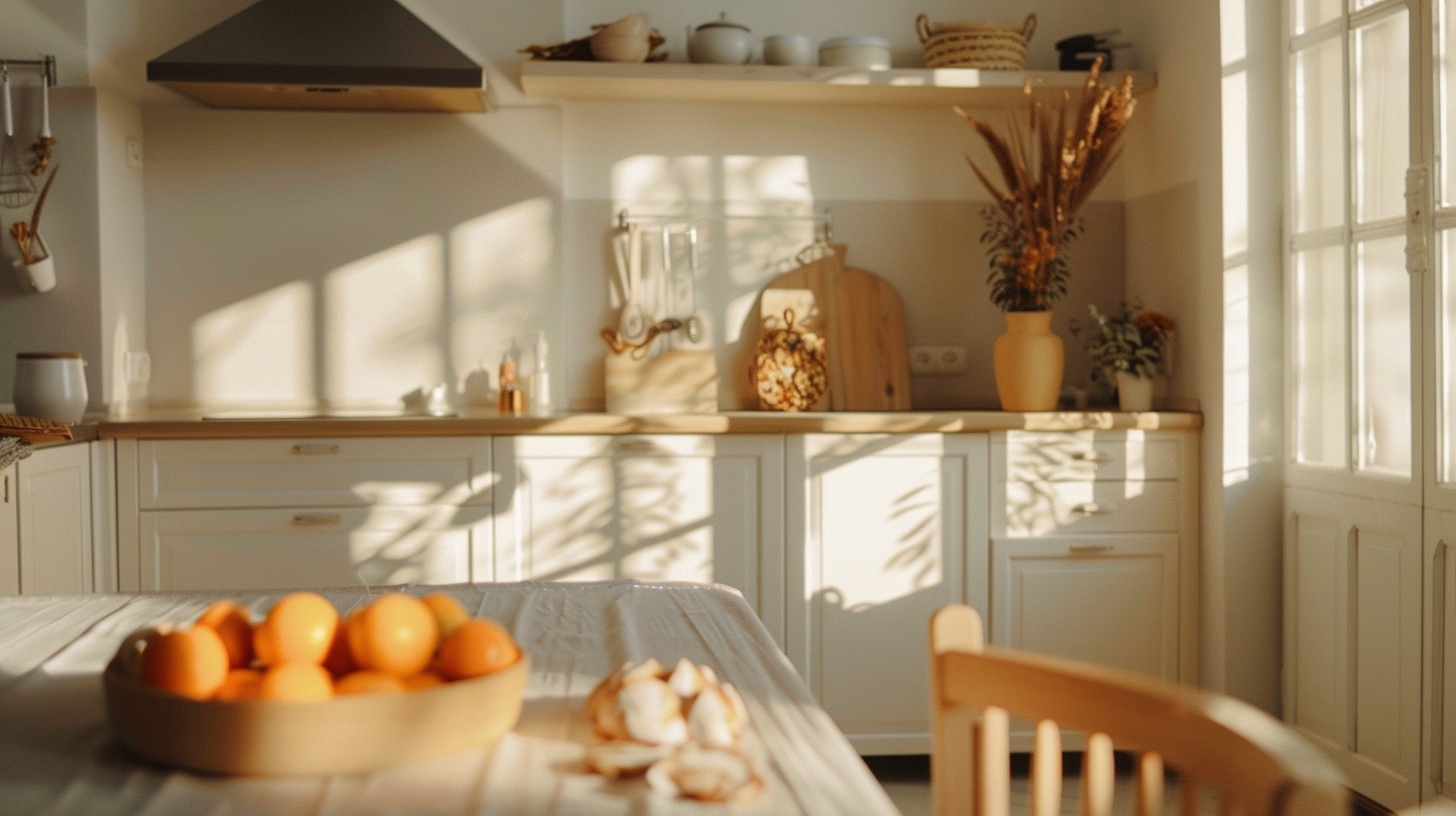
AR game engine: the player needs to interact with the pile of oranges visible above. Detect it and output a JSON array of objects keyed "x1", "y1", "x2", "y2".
[{"x1": 136, "y1": 592, "x2": 521, "y2": 702}]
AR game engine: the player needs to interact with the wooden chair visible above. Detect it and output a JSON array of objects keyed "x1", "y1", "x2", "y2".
[{"x1": 929, "y1": 605, "x2": 1348, "y2": 816}]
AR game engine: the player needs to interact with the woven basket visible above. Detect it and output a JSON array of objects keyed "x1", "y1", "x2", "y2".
[{"x1": 916, "y1": 13, "x2": 1037, "y2": 70}]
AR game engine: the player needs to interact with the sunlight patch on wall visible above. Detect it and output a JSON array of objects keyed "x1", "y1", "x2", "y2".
[
  {"x1": 325, "y1": 235, "x2": 445, "y2": 407},
  {"x1": 192, "y1": 281, "x2": 313, "y2": 406},
  {"x1": 449, "y1": 197, "x2": 556, "y2": 376},
  {"x1": 1224, "y1": 264, "x2": 1251, "y2": 486}
]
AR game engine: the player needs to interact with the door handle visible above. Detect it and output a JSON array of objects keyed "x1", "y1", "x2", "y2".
[
  {"x1": 1069, "y1": 544, "x2": 1115, "y2": 554},
  {"x1": 1071, "y1": 502, "x2": 1117, "y2": 516},
  {"x1": 615, "y1": 439, "x2": 658, "y2": 454},
  {"x1": 1070, "y1": 451, "x2": 1111, "y2": 463},
  {"x1": 291, "y1": 444, "x2": 340, "y2": 455},
  {"x1": 292, "y1": 513, "x2": 341, "y2": 527}
]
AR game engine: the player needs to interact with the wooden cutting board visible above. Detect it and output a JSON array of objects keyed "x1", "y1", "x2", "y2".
[{"x1": 759, "y1": 245, "x2": 911, "y2": 411}]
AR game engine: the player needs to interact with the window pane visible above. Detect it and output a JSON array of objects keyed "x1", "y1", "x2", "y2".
[
  {"x1": 1294, "y1": 245, "x2": 1349, "y2": 467},
  {"x1": 1293, "y1": 0, "x2": 1342, "y2": 35},
  {"x1": 1443, "y1": 230, "x2": 1456, "y2": 482},
  {"x1": 1294, "y1": 38, "x2": 1346, "y2": 234},
  {"x1": 1356, "y1": 236, "x2": 1411, "y2": 478},
  {"x1": 1440, "y1": 0, "x2": 1456, "y2": 205},
  {"x1": 1355, "y1": 10, "x2": 1409, "y2": 223}
]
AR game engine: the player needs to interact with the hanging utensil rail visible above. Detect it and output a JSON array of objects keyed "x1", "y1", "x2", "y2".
[
  {"x1": 0, "y1": 56, "x2": 57, "y2": 87},
  {"x1": 614, "y1": 206, "x2": 832, "y2": 228}
]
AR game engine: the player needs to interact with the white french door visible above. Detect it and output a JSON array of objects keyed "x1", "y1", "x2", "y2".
[{"x1": 1283, "y1": 0, "x2": 1428, "y2": 809}]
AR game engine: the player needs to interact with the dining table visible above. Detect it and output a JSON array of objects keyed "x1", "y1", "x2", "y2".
[{"x1": 0, "y1": 579, "x2": 901, "y2": 815}]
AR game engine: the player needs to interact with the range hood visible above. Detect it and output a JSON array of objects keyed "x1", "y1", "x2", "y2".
[{"x1": 146, "y1": 0, "x2": 486, "y2": 112}]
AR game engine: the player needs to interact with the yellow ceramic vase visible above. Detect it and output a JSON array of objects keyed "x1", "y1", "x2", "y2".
[{"x1": 992, "y1": 311, "x2": 1064, "y2": 412}]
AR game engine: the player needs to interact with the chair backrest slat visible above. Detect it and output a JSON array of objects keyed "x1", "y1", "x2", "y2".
[
  {"x1": 1031, "y1": 720, "x2": 1062, "y2": 816},
  {"x1": 929, "y1": 605, "x2": 1347, "y2": 816}
]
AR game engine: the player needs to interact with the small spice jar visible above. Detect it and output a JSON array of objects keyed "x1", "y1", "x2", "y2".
[{"x1": 14, "y1": 352, "x2": 88, "y2": 424}]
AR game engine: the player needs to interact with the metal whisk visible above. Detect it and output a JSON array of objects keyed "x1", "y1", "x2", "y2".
[{"x1": 0, "y1": 67, "x2": 37, "y2": 209}]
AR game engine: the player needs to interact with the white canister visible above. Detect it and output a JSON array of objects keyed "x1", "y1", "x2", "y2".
[
  {"x1": 14, "y1": 352, "x2": 88, "y2": 424},
  {"x1": 763, "y1": 34, "x2": 815, "y2": 66},
  {"x1": 819, "y1": 36, "x2": 893, "y2": 69}
]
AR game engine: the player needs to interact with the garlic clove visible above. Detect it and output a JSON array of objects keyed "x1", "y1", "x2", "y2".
[
  {"x1": 620, "y1": 676, "x2": 688, "y2": 746},
  {"x1": 585, "y1": 740, "x2": 672, "y2": 778},
  {"x1": 622, "y1": 658, "x2": 665, "y2": 684},
  {"x1": 667, "y1": 657, "x2": 708, "y2": 698},
  {"x1": 687, "y1": 684, "x2": 738, "y2": 748},
  {"x1": 646, "y1": 743, "x2": 763, "y2": 803}
]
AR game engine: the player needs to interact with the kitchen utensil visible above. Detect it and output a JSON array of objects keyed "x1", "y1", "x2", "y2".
[
  {"x1": 819, "y1": 36, "x2": 892, "y2": 69},
  {"x1": 764, "y1": 34, "x2": 816, "y2": 66},
  {"x1": 618, "y1": 223, "x2": 650, "y2": 343},
  {"x1": 13, "y1": 352, "x2": 87, "y2": 424},
  {"x1": 30, "y1": 70, "x2": 53, "y2": 176},
  {"x1": 687, "y1": 13, "x2": 754, "y2": 65},
  {"x1": 759, "y1": 244, "x2": 910, "y2": 411},
  {"x1": 0, "y1": 67, "x2": 36, "y2": 208}
]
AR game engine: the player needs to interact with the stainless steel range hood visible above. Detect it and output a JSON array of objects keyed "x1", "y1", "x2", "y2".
[{"x1": 146, "y1": 0, "x2": 486, "y2": 112}]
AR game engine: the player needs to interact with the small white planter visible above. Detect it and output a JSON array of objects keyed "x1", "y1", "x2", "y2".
[
  {"x1": 12, "y1": 233, "x2": 54, "y2": 293},
  {"x1": 1115, "y1": 371, "x2": 1154, "y2": 412}
]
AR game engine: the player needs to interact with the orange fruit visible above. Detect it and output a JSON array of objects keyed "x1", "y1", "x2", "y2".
[
  {"x1": 258, "y1": 663, "x2": 334, "y2": 701},
  {"x1": 196, "y1": 600, "x2": 255, "y2": 669},
  {"x1": 347, "y1": 594, "x2": 438, "y2": 677},
  {"x1": 335, "y1": 670, "x2": 407, "y2": 696},
  {"x1": 402, "y1": 671, "x2": 445, "y2": 691},
  {"x1": 435, "y1": 619, "x2": 519, "y2": 680},
  {"x1": 421, "y1": 593, "x2": 471, "y2": 640},
  {"x1": 253, "y1": 592, "x2": 338, "y2": 667},
  {"x1": 139, "y1": 626, "x2": 230, "y2": 700},
  {"x1": 322, "y1": 613, "x2": 358, "y2": 677},
  {"x1": 214, "y1": 668, "x2": 264, "y2": 701}
]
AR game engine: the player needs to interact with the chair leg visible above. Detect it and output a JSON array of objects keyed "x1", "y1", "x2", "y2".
[
  {"x1": 977, "y1": 706, "x2": 1010, "y2": 816},
  {"x1": 1136, "y1": 751, "x2": 1165, "y2": 816},
  {"x1": 1082, "y1": 732, "x2": 1115, "y2": 816}
]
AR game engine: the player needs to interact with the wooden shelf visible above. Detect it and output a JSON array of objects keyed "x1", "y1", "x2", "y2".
[{"x1": 518, "y1": 61, "x2": 1155, "y2": 107}]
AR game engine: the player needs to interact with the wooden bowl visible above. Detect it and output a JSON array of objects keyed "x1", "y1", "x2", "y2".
[{"x1": 103, "y1": 654, "x2": 529, "y2": 776}]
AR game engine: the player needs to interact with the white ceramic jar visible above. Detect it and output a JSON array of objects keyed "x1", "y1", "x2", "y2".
[
  {"x1": 763, "y1": 34, "x2": 815, "y2": 66},
  {"x1": 14, "y1": 352, "x2": 88, "y2": 424},
  {"x1": 819, "y1": 36, "x2": 892, "y2": 69},
  {"x1": 687, "y1": 13, "x2": 754, "y2": 65}
]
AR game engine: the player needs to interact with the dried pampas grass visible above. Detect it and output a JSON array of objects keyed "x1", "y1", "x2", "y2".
[{"x1": 958, "y1": 59, "x2": 1135, "y2": 312}]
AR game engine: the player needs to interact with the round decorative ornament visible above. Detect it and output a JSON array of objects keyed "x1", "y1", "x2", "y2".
[{"x1": 754, "y1": 310, "x2": 828, "y2": 411}]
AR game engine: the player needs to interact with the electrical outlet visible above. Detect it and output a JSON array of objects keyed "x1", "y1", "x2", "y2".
[
  {"x1": 909, "y1": 345, "x2": 969, "y2": 375},
  {"x1": 126, "y1": 138, "x2": 143, "y2": 169},
  {"x1": 123, "y1": 351, "x2": 151, "y2": 386}
]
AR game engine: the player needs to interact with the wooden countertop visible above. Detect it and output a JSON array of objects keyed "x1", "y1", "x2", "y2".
[{"x1": 96, "y1": 407, "x2": 1202, "y2": 439}]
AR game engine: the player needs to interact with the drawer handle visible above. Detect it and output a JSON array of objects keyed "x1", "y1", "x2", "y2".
[
  {"x1": 1069, "y1": 544, "x2": 1115, "y2": 554},
  {"x1": 291, "y1": 444, "x2": 340, "y2": 456},
  {"x1": 1071, "y1": 452, "x2": 1112, "y2": 463},
  {"x1": 616, "y1": 440, "x2": 658, "y2": 454},
  {"x1": 1071, "y1": 502, "x2": 1117, "y2": 516},
  {"x1": 292, "y1": 513, "x2": 341, "y2": 527}
]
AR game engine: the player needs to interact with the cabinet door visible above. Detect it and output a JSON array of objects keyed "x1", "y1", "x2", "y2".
[
  {"x1": 0, "y1": 464, "x2": 16, "y2": 595},
  {"x1": 493, "y1": 435, "x2": 784, "y2": 641},
  {"x1": 786, "y1": 433, "x2": 990, "y2": 755},
  {"x1": 140, "y1": 507, "x2": 478, "y2": 591},
  {"x1": 990, "y1": 534, "x2": 1178, "y2": 681},
  {"x1": 1426, "y1": 508, "x2": 1456, "y2": 806},
  {"x1": 17, "y1": 444, "x2": 92, "y2": 595},
  {"x1": 1284, "y1": 487, "x2": 1421, "y2": 810}
]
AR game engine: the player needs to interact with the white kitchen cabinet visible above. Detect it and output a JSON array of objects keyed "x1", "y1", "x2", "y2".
[
  {"x1": 991, "y1": 534, "x2": 1179, "y2": 680},
  {"x1": 117, "y1": 437, "x2": 494, "y2": 592},
  {"x1": 0, "y1": 464, "x2": 17, "y2": 595},
  {"x1": 16, "y1": 443, "x2": 94, "y2": 595},
  {"x1": 492, "y1": 435, "x2": 785, "y2": 644},
  {"x1": 990, "y1": 430, "x2": 1199, "y2": 684},
  {"x1": 785, "y1": 433, "x2": 990, "y2": 755},
  {"x1": 1284, "y1": 487, "x2": 1422, "y2": 809}
]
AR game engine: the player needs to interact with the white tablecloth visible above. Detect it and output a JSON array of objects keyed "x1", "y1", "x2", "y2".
[{"x1": 0, "y1": 580, "x2": 900, "y2": 816}]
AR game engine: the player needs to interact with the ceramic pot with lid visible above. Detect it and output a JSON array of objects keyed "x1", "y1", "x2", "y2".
[
  {"x1": 14, "y1": 352, "x2": 87, "y2": 424},
  {"x1": 687, "y1": 13, "x2": 754, "y2": 64}
]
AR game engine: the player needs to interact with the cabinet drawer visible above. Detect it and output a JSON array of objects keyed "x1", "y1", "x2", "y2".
[
  {"x1": 994, "y1": 479, "x2": 1180, "y2": 536},
  {"x1": 138, "y1": 438, "x2": 493, "y2": 509},
  {"x1": 992, "y1": 431, "x2": 1181, "y2": 482},
  {"x1": 139, "y1": 506, "x2": 483, "y2": 591}
]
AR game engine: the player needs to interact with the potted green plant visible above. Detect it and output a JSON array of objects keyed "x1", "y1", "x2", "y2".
[
  {"x1": 1075, "y1": 301, "x2": 1175, "y2": 412},
  {"x1": 957, "y1": 60, "x2": 1136, "y2": 411}
]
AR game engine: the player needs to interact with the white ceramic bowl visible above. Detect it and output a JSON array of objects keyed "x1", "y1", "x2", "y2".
[
  {"x1": 819, "y1": 35, "x2": 892, "y2": 69},
  {"x1": 763, "y1": 34, "x2": 815, "y2": 66},
  {"x1": 597, "y1": 13, "x2": 649, "y2": 37},
  {"x1": 591, "y1": 32, "x2": 651, "y2": 62}
]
